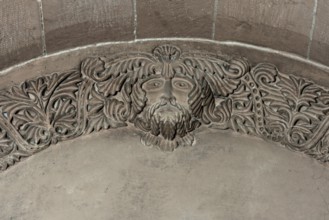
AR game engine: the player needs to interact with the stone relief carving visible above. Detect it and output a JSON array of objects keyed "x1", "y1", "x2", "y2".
[{"x1": 0, "y1": 44, "x2": 329, "y2": 171}]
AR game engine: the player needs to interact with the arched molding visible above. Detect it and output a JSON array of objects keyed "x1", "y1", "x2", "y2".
[{"x1": 1, "y1": 42, "x2": 329, "y2": 171}]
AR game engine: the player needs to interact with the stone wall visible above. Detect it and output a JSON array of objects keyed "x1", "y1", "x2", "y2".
[
  {"x1": 1, "y1": 2, "x2": 329, "y2": 219},
  {"x1": 0, "y1": 0, "x2": 328, "y2": 70}
]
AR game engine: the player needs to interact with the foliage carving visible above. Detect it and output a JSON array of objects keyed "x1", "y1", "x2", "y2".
[{"x1": 0, "y1": 44, "x2": 329, "y2": 171}]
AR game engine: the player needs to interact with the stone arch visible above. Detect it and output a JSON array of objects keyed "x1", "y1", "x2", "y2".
[{"x1": 0, "y1": 41, "x2": 329, "y2": 171}]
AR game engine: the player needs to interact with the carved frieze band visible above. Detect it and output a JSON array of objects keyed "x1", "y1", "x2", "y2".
[{"x1": 0, "y1": 44, "x2": 329, "y2": 171}]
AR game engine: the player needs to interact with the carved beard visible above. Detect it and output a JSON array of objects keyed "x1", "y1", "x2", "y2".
[{"x1": 134, "y1": 99, "x2": 201, "y2": 151}]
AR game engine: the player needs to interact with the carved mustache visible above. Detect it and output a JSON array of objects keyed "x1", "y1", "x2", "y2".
[
  {"x1": 148, "y1": 97, "x2": 184, "y2": 116},
  {"x1": 147, "y1": 101, "x2": 188, "y2": 127}
]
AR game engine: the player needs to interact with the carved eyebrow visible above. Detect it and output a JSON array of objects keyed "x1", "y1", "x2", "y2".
[{"x1": 140, "y1": 75, "x2": 163, "y2": 84}]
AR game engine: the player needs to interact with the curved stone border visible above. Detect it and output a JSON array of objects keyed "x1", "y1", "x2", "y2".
[{"x1": 0, "y1": 44, "x2": 329, "y2": 171}]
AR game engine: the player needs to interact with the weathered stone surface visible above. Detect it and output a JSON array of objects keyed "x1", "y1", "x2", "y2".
[
  {"x1": 1, "y1": 42, "x2": 329, "y2": 171},
  {"x1": 1, "y1": 128, "x2": 329, "y2": 220},
  {"x1": 310, "y1": 0, "x2": 329, "y2": 65},
  {"x1": 1, "y1": 0, "x2": 329, "y2": 72},
  {"x1": 215, "y1": 0, "x2": 314, "y2": 56},
  {"x1": 136, "y1": 0, "x2": 214, "y2": 38},
  {"x1": 2, "y1": 40, "x2": 328, "y2": 89},
  {"x1": 218, "y1": 43, "x2": 329, "y2": 88},
  {"x1": 0, "y1": 0, "x2": 43, "y2": 70},
  {"x1": 42, "y1": 0, "x2": 134, "y2": 53}
]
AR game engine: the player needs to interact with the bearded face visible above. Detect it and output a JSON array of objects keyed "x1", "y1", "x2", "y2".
[{"x1": 134, "y1": 75, "x2": 201, "y2": 151}]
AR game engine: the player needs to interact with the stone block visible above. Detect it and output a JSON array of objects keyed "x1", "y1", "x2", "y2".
[
  {"x1": 137, "y1": 0, "x2": 214, "y2": 38},
  {"x1": 310, "y1": 0, "x2": 329, "y2": 65},
  {"x1": 215, "y1": 0, "x2": 314, "y2": 56},
  {"x1": 0, "y1": 0, "x2": 43, "y2": 70},
  {"x1": 43, "y1": 0, "x2": 134, "y2": 53}
]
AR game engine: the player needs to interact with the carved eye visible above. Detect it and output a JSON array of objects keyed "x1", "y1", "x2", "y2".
[
  {"x1": 152, "y1": 81, "x2": 161, "y2": 87},
  {"x1": 176, "y1": 82, "x2": 187, "y2": 88},
  {"x1": 144, "y1": 79, "x2": 164, "y2": 90},
  {"x1": 173, "y1": 79, "x2": 193, "y2": 90}
]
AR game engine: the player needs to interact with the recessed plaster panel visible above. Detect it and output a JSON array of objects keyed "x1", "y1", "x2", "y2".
[{"x1": 0, "y1": 128, "x2": 328, "y2": 220}]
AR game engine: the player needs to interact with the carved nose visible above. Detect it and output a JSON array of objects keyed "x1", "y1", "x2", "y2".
[
  {"x1": 160, "y1": 96, "x2": 176, "y2": 106},
  {"x1": 161, "y1": 80, "x2": 176, "y2": 105}
]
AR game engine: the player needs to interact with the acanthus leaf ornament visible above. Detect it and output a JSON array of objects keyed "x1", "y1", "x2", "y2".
[{"x1": 0, "y1": 44, "x2": 329, "y2": 171}]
